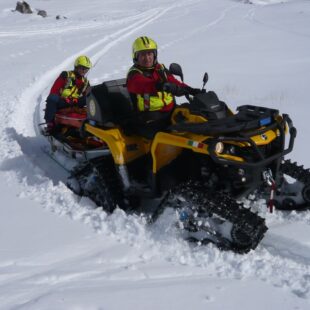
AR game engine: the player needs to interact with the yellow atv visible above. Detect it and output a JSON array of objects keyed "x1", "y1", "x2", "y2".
[{"x1": 44, "y1": 64, "x2": 307, "y2": 253}]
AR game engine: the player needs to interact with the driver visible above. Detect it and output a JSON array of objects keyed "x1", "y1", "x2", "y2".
[{"x1": 126, "y1": 36, "x2": 200, "y2": 136}]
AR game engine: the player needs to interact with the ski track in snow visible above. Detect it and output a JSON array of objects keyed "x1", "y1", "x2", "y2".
[
  {"x1": 160, "y1": 3, "x2": 240, "y2": 51},
  {"x1": 2, "y1": 0, "x2": 310, "y2": 304},
  {"x1": 244, "y1": 6, "x2": 310, "y2": 39}
]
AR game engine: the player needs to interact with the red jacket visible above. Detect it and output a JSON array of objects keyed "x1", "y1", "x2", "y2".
[{"x1": 127, "y1": 63, "x2": 188, "y2": 112}]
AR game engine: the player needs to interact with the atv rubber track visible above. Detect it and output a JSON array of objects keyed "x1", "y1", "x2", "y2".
[
  {"x1": 164, "y1": 180, "x2": 268, "y2": 253},
  {"x1": 68, "y1": 156, "x2": 128, "y2": 212},
  {"x1": 277, "y1": 159, "x2": 310, "y2": 209},
  {"x1": 281, "y1": 159, "x2": 310, "y2": 185}
]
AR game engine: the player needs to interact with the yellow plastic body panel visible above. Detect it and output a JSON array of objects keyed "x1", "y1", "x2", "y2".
[
  {"x1": 151, "y1": 132, "x2": 211, "y2": 173},
  {"x1": 250, "y1": 129, "x2": 277, "y2": 145},
  {"x1": 171, "y1": 107, "x2": 207, "y2": 124},
  {"x1": 171, "y1": 106, "x2": 234, "y2": 124},
  {"x1": 85, "y1": 123, "x2": 151, "y2": 165}
]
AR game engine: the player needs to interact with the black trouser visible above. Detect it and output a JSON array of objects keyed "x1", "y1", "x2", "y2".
[{"x1": 44, "y1": 94, "x2": 67, "y2": 122}]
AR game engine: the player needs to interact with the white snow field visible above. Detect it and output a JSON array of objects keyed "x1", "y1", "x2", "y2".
[{"x1": 0, "y1": 0, "x2": 310, "y2": 309}]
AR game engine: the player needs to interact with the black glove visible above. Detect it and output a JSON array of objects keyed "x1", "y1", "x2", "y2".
[
  {"x1": 158, "y1": 82, "x2": 201, "y2": 97},
  {"x1": 162, "y1": 82, "x2": 179, "y2": 94},
  {"x1": 156, "y1": 82, "x2": 180, "y2": 95},
  {"x1": 186, "y1": 87, "x2": 205, "y2": 96}
]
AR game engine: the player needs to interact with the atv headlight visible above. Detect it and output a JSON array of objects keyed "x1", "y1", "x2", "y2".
[{"x1": 215, "y1": 142, "x2": 224, "y2": 154}]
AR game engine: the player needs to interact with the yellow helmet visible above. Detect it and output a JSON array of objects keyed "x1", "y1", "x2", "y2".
[
  {"x1": 132, "y1": 36, "x2": 157, "y2": 63},
  {"x1": 74, "y1": 55, "x2": 92, "y2": 69}
]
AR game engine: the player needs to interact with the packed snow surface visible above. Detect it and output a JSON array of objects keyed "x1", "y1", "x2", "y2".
[{"x1": 0, "y1": 0, "x2": 310, "y2": 309}]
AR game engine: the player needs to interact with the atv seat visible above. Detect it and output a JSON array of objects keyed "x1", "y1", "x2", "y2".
[{"x1": 87, "y1": 78, "x2": 134, "y2": 127}]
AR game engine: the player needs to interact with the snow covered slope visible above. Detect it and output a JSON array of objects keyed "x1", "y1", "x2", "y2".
[{"x1": 0, "y1": 0, "x2": 310, "y2": 309}]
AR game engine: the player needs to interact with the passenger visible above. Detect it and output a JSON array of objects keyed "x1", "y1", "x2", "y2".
[
  {"x1": 44, "y1": 55, "x2": 92, "y2": 132},
  {"x1": 126, "y1": 36, "x2": 201, "y2": 137}
]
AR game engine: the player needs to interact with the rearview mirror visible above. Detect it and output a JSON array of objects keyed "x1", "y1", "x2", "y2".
[
  {"x1": 202, "y1": 72, "x2": 208, "y2": 89},
  {"x1": 169, "y1": 63, "x2": 184, "y2": 82}
]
